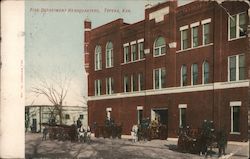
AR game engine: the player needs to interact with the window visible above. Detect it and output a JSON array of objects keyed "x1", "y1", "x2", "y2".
[
  {"x1": 124, "y1": 75, "x2": 129, "y2": 92},
  {"x1": 106, "y1": 77, "x2": 114, "y2": 95},
  {"x1": 202, "y1": 61, "x2": 209, "y2": 84},
  {"x1": 106, "y1": 108, "x2": 112, "y2": 120},
  {"x1": 203, "y1": 23, "x2": 210, "y2": 45},
  {"x1": 137, "y1": 109, "x2": 143, "y2": 124},
  {"x1": 106, "y1": 42, "x2": 113, "y2": 68},
  {"x1": 79, "y1": 114, "x2": 84, "y2": 119},
  {"x1": 192, "y1": 26, "x2": 198, "y2": 48},
  {"x1": 181, "y1": 65, "x2": 187, "y2": 86},
  {"x1": 94, "y1": 79, "x2": 101, "y2": 96},
  {"x1": 179, "y1": 108, "x2": 186, "y2": 128},
  {"x1": 154, "y1": 68, "x2": 166, "y2": 89},
  {"x1": 138, "y1": 42, "x2": 144, "y2": 59},
  {"x1": 131, "y1": 44, "x2": 137, "y2": 61},
  {"x1": 154, "y1": 36, "x2": 166, "y2": 56},
  {"x1": 131, "y1": 74, "x2": 137, "y2": 92},
  {"x1": 181, "y1": 29, "x2": 188, "y2": 50},
  {"x1": 95, "y1": 45, "x2": 102, "y2": 70},
  {"x1": 191, "y1": 64, "x2": 198, "y2": 85},
  {"x1": 138, "y1": 73, "x2": 144, "y2": 91},
  {"x1": 65, "y1": 114, "x2": 70, "y2": 119},
  {"x1": 228, "y1": 54, "x2": 245, "y2": 81},
  {"x1": 124, "y1": 46, "x2": 129, "y2": 63},
  {"x1": 230, "y1": 101, "x2": 241, "y2": 133},
  {"x1": 229, "y1": 12, "x2": 247, "y2": 40}
]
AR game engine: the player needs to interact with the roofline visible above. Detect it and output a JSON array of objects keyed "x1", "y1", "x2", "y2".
[{"x1": 25, "y1": 105, "x2": 87, "y2": 108}]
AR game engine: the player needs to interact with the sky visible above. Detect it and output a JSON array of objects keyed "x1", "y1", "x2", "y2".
[{"x1": 25, "y1": 0, "x2": 190, "y2": 106}]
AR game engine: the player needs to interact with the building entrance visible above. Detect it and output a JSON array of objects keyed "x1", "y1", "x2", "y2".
[{"x1": 151, "y1": 108, "x2": 168, "y2": 125}]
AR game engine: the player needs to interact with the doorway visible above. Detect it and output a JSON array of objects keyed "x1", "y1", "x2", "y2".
[{"x1": 151, "y1": 108, "x2": 168, "y2": 125}]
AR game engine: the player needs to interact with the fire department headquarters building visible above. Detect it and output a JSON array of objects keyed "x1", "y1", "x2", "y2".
[{"x1": 84, "y1": 1, "x2": 249, "y2": 141}]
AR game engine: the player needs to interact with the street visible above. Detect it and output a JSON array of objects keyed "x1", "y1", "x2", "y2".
[{"x1": 25, "y1": 133, "x2": 249, "y2": 159}]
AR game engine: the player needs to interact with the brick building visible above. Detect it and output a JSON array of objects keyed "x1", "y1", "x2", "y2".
[{"x1": 84, "y1": 1, "x2": 249, "y2": 141}]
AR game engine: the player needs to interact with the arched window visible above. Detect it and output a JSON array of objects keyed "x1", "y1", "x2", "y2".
[
  {"x1": 191, "y1": 64, "x2": 198, "y2": 85},
  {"x1": 154, "y1": 36, "x2": 166, "y2": 56},
  {"x1": 203, "y1": 61, "x2": 209, "y2": 84},
  {"x1": 106, "y1": 42, "x2": 113, "y2": 68},
  {"x1": 95, "y1": 45, "x2": 102, "y2": 70},
  {"x1": 181, "y1": 65, "x2": 187, "y2": 86}
]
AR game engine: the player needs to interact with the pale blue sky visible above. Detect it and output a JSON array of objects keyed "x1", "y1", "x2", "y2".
[{"x1": 25, "y1": 0, "x2": 190, "y2": 106}]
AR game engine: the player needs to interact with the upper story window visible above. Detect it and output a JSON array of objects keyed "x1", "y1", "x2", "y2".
[
  {"x1": 154, "y1": 36, "x2": 166, "y2": 56},
  {"x1": 138, "y1": 73, "x2": 144, "y2": 91},
  {"x1": 123, "y1": 45, "x2": 129, "y2": 63},
  {"x1": 131, "y1": 74, "x2": 137, "y2": 92},
  {"x1": 95, "y1": 45, "x2": 102, "y2": 71},
  {"x1": 153, "y1": 68, "x2": 166, "y2": 89},
  {"x1": 202, "y1": 18, "x2": 211, "y2": 45},
  {"x1": 124, "y1": 75, "x2": 129, "y2": 92},
  {"x1": 202, "y1": 61, "x2": 209, "y2": 84},
  {"x1": 106, "y1": 42, "x2": 113, "y2": 68},
  {"x1": 94, "y1": 79, "x2": 101, "y2": 96},
  {"x1": 229, "y1": 12, "x2": 247, "y2": 40},
  {"x1": 191, "y1": 22, "x2": 199, "y2": 48},
  {"x1": 131, "y1": 44, "x2": 137, "y2": 61},
  {"x1": 228, "y1": 54, "x2": 245, "y2": 81},
  {"x1": 138, "y1": 42, "x2": 145, "y2": 59},
  {"x1": 106, "y1": 77, "x2": 114, "y2": 95},
  {"x1": 181, "y1": 65, "x2": 187, "y2": 86},
  {"x1": 191, "y1": 64, "x2": 198, "y2": 85},
  {"x1": 181, "y1": 29, "x2": 188, "y2": 50}
]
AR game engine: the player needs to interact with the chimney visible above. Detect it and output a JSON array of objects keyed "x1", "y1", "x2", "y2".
[{"x1": 84, "y1": 18, "x2": 91, "y2": 74}]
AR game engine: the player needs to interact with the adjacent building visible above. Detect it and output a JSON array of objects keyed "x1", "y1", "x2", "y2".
[
  {"x1": 84, "y1": 0, "x2": 249, "y2": 141},
  {"x1": 25, "y1": 105, "x2": 87, "y2": 132}
]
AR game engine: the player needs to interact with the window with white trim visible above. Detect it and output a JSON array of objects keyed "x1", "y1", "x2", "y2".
[
  {"x1": 131, "y1": 74, "x2": 137, "y2": 92},
  {"x1": 154, "y1": 37, "x2": 166, "y2": 56},
  {"x1": 230, "y1": 101, "x2": 241, "y2": 133},
  {"x1": 124, "y1": 45, "x2": 129, "y2": 63},
  {"x1": 138, "y1": 73, "x2": 144, "y2": 91},
  {"x1": 191, "y1": 26, "x2": 198, "y2": 48},
  {"x1": 106, "y1": 77, "x2": 114, "y2": 95},
  {"x1": 94, "y1": 79, "x2": 101, "y2": 96},
  {"x1": 124, "y1": 75, "x2": 129, "y2": 92},
  {"x1": 203, "y1": 23, "x2": 210, "y2": 45},
  {"x1": 106, "y1": 42, "x2": 113, "y2": 68},
  {"x1": 138, "y1": 42, "x2": 144, "y2": 59},
  {"x1": 191, "y1": 64, "x2": 198, "y2": 85},
  {"x1": 181, "y1": 29, "x2": 188, "y2": 50},
  {"x1": 95, "y1": 45, "x2": 102, "y2": 70},
  {"x1": 154, "y1": 68, "x2": 166, "y2": 89},
  {"x1": 229, "y1": 12, "x2": 247, "y2": 40},
  {"x1": 181, "y1": 65, "x2": 187, "y2": 86},
  {"x1": 228, "y1": 54, "x2": 245, "y2": 81},
  {"x1": 131, "y1": 44, "x2": 137, "y2": 61},
  {"x1": 179, "y1": 108, "x2": 186, "y2": 128},
  {"x1": 202, "y1": 61, "x2": 209, "y2": 84}
]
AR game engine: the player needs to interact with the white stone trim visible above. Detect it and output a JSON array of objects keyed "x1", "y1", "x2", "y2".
[
  {"x1": 176, "y1": 43, "x2": 213, "y2": 53},
  {"x1": 106, "y1": 107, "x2": 112, "y2": 111},
  {"x1": 201, "y1": 18, "x2": 211, "y2": 24},
  {"x1": 123, "y1": 43, "x2": 129, "y2": 47},
  {"x1": 230, "y1": 101, "x2": 242, "y2": 107},
  {"x1": 178, "y1": 104, "x2": 187, "y2": 108},
  {"x1": 144, "y1": 49, "x2": 150, "y2": 54},
  {"x1": 137, "y1": 106, "x2": 143, "y2": 110},
  {"x1": 190, "y1": 22, "x2": 200, "y2": 28},
  {"x1": 137, "y1": 38, "x2": 144, "y2": 43},
  {"x1": 149, "y1": 6, "x2": 169, "y2": 23},
  {"x1": 179, "y1": 25, "x2": 188, "y2": 31},
  {"x1": 169, "y1": 42, "x2": 177, "y2": 48},
  {"x1": 130, "y1": 41, "x2": 136, "y2": 45},
  {"x1": 84, "y1": 28, "x2": 91, "y2": 31},
  {"x1": 89, "y1": 80, "x2": 249, "y2": 101}
]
